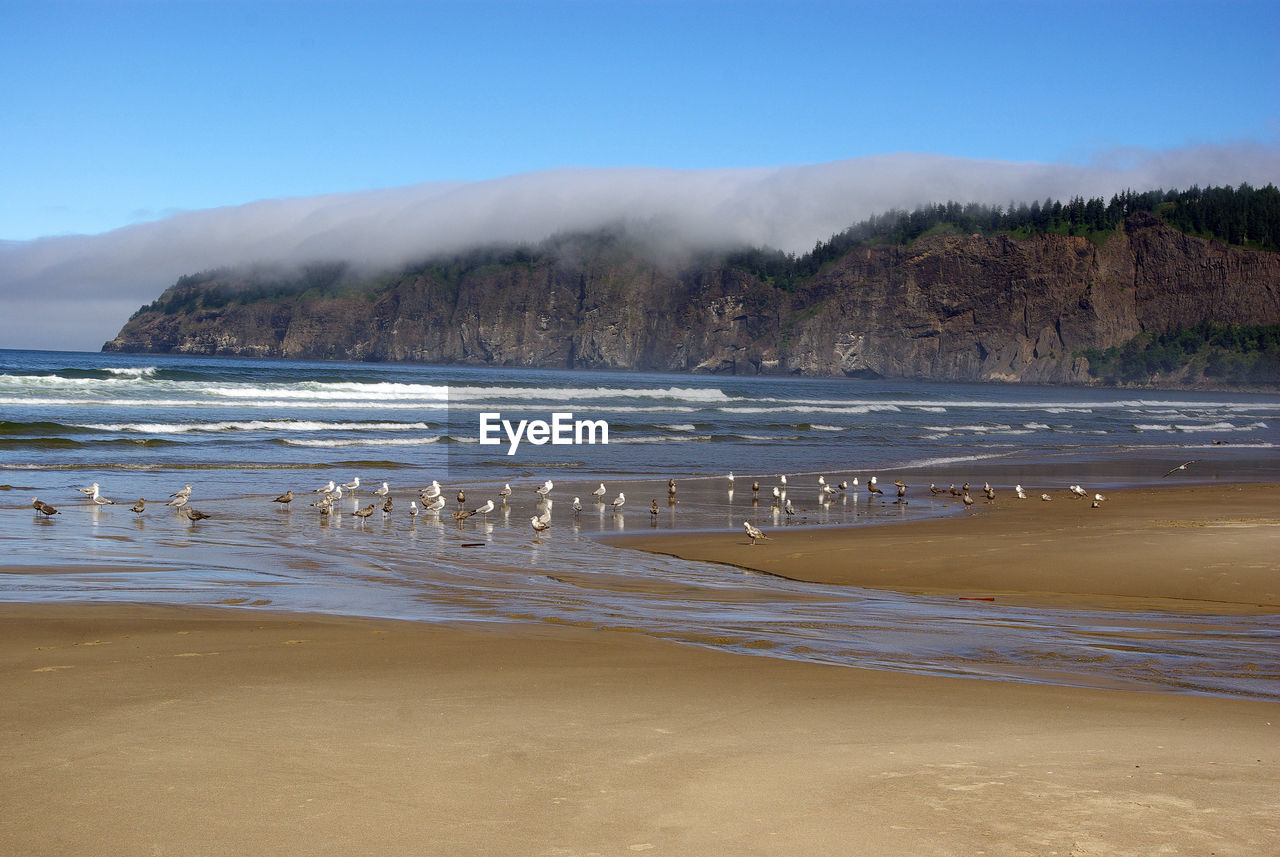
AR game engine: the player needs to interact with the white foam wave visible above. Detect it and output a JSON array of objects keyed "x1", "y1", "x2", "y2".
[
  {"x1": 77, "y1": 420, "x2": 432, "y2": 433},
  {"x1": 661, "y1": 424, "x2": 698, "y2": 432},
  {"x1": 810, "y1": 424, "x2": 844, "y2": 431},
  {"x1": 612, "y1": 434, "x2": 713, "y2": 444},
  {"x1": 447, "y1": 385, "x2": 734, "y2": 403},
  {"x1": 104, "y1": 367, "x2": 158, "y2": 378},
  {"x1": 280, "y1": 436, "x2": 442, "y2": 447}
]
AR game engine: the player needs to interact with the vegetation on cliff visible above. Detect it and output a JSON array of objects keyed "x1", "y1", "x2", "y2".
[{"x1": 1080, "y1": 321, "x2": 1280, "y2": 387}]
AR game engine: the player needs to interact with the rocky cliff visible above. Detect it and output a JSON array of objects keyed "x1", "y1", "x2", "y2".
[{"x1": 103, "y1": 215, "x2": 1280, "y2": 384}]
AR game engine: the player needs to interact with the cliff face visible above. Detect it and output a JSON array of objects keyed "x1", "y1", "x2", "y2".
[{"x1": 104, "y1": 216, "x2": 1280, "y2": 384}]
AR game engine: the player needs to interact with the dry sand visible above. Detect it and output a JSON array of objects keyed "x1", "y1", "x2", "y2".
[
  {"x1": 609, "y1": 482, "x2": 1280, "y2": 611},
  {"x1": 0, "y1": 602, "x2": 1276, "y2": 856}
]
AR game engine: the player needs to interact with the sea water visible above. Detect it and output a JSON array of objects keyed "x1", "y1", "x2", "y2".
[{"x1": 2, "y1": 348, "x2": 1278, "y2": 698}]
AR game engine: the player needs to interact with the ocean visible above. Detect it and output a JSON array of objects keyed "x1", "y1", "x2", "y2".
[{"x1": 2, "y1": 348, "x2": 1278, "y2": 698}]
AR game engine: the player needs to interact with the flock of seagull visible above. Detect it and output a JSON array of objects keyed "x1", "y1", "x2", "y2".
[{"x1": 24, "y1": 458, "x2": 1160, "y2": 546}]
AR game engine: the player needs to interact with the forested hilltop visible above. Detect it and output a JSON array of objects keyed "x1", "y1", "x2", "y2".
[{"x1": 105, "y1": 184, "x2": 1280, "y2": 389}]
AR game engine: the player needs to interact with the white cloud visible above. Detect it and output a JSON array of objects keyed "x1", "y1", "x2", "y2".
[{"x1": 2, "y1": 146, "x2": 1277, "y2": 352}]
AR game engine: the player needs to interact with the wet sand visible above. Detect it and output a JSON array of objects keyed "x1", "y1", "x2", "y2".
[
  {"x1": 608, "y1": 482, "x2": 1280, "y2": 611},
  {"x1": 0, "y1": 602, "x2": 1275, "y2": 856}
]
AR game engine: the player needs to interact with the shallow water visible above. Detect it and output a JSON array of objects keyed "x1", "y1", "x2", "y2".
[{"x1": 2, "y1": 349, "x2": 1278, "y2": 700}]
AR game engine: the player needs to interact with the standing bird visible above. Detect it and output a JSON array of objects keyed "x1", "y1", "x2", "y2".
[
  {"x1": 1162, "y1": 460, "x2": 1198, "y2": 478},
  {"x1": 1015, "y1": 484, "x2": 1027, "y2": 499},
  {"x1": 352, "y1": 503, "x2": 376, "y2": 524},
  {"x1": 382, "y1": 496, "x2": 394, "y2": 516},
  {"x1": 611, "y1": 492, "x2": 626, "y2": 511},
  {"x1": 373, "y1": 481, "x2": 390, "y2": 498},
  {"x1": 472, "y1": 499, "x2": 495, "y2": 520},
  {"x1": 962, "y1": 491, "x2": 974, "y2": 508},
  {"x1": 650, "y1": 499, "x2": 660, "y2": 517},
  {"x1": 984, "y1": 485, "x2": 996, "y2": 502},
  {"x1": 179, "y1": 506, "x2": 211, "y2": 522},
  {"x1": 867, "y1": 477, "x2": 883, "y2": 497},
  {"x1": 895, "y1": 482, "x2": 908, "y2": 504},
  {"x1": 425, "y1": 496, "x2": 445, "y2": 514},
  {"x1": 342, "y1": 477, "x2": 361, "y2": 494},
  {"x1": 130, "y1": 498, "x2": 146, "y2": 514},
  {"x1": 743, "y1": 521, "x2": 769, "y2": 545},
  {"x1": 752, "y1": 480, "x2": 760, "y2": 496},
  {"x1": 930, "y1": 483, "x2": 941, "y2": 495},
  {"x1": 91, "y1": 487, "x2": 115, "y2": 505},
  {"x1": 784, "y1": 498, "x2": 796, "y2": 516},
  {"x1": 572, "y1": 497, "x2": 582, "y2": 516},
  {"x1": 314, "y1": 480, "x2": 335, "y2": 495},
  {"x1": 727, "y1": 471, "x2": 735, "y2": 486},
  {"x1": 456, "y1": 488, "x2": 466, "y2": 507},
  {"x1": 535, "y1": 480, "x2": 553, "y2": 497},
  {"x1": 170, "y1": 484, "x2": 192, "y2": 503},
  {"x1": 421, "y1": 481, "x2": 441, "y2": 500},
  {"x1": 409, "y1": 501, "x2": 419, "y2": 518},
  {"x1": 1069, "y1": 484, "x2": 1087, "y2": 498},
  {"x1": 771, "y1": 485, "x2": 782, "y2": 506},
  {"x1": 592, "y1": 483, "x2": 607, "y2": 501},
  {"x1": 498, "y1": 483, "x2": 512, "y2": 502},
  {"x1": 32, "y1": 498, "x2": 60, "y2": 516},
  {"x1": 77, "y1": 482, "x2": 100, "y2": 498},
  {"x1": 530, "y1": 515, "x2": 550, "y2": 537},
  {"x1": 272, "y1": 490, "x2": 294, "y2": 507}
]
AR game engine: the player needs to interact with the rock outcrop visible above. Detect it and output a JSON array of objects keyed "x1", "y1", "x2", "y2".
[{"x1": 104, "y1": 216, "x2": 1280, "y2": 384}]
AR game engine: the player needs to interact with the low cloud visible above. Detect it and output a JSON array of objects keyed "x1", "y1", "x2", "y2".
[{"x1": 2, "y1": 145, "x2": 1277, "y2": 352}]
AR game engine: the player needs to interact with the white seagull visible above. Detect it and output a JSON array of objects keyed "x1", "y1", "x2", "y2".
[
  {"x1": 472, "y1": 499, "x2": 495, "y2": 520},
  {"x1": 498, "y1": 483, "x2": 512, "y2": 501},
  {"x1": 373, "y1": 481, "x2": 390, "y2": 498},
  {"x1": 535, "y1": 479, "x2": 553, "y2": 497},
  {"x1": 1162, "y1": 460, "x2": 1199, "y2": 478},
  {"x1": 342, "y1": 476, "x2": 360, "y2": 493},
  {"x1": 530, "y1": 515, "x2": 550, "y2": 536},
  {"x1": 611, "y1": 492, "x2": 626, "y2": 511},
  {"x1": 314, "y1": 480, "x2": 335, "y2": 494},
  {"x1": 592, "y1": 483, "x2": 607, "y2": 500},
  {"x1": 743, "y1": 521, "x2": 769, "y2": 545}
]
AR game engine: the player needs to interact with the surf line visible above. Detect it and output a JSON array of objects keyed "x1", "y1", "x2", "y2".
[{"x1": 478, "y1": 412, "x2": 609, "y2": 456}]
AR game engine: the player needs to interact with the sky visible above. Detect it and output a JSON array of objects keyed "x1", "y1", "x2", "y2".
[{"x1": 2, "y1": 0, "x2": 1278, "y2": 351}]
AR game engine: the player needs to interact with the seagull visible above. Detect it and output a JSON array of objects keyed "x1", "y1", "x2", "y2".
[
  {"x1": 314, "y1": 480, "x2": 335, "y2": 494},
  {"x1": 572, "y1": 497, "x2": 582, "y2": 515},
  {"x1": 272, "y1": 490, "x2": 294, "y2": 506},
  {"x1": 425, "y1": 497, "x2": 445, "y2": 514},
  {"x1": 352, "y1": 503, "x2": 376, "y2": 523},
  {"x1": 421, "y1": 481, "x2": 441, "y2": 500},
  {"x1": 498, "y1": 483, "x2": 512, "y2": 502},
  {"x1": 170, "y1": 484, "x2": 192, "y2": 501},
  {"x1": 1069, "y1": 484, "x2": 1087, "y2": 498},
  {"x1": 1015, "y1": 484, "x2": 1027, "y2": 499},
  {"x1": 962, "y1": 491, "x2": 974, "y2": 508},
  {"x1": 32, "y1": 497, "x2": 60, "y2": 516},
  {"x1": 668, "y1": 478, "x2": 677, "y2": 497},
  {"x1": 130, "y1": 498, "x2": 146, "y2": 514},
  {"x1": 897, "y1": 483, "x2": 909, "y2": 502},
  {"x1": 930, "y1": 483, "x2": 941, "y2": 495},
  {"x1": 342, "y1": 477, "x2": 361, "y2": 494},
  {"x1": 949, "y1": 484, "x2": 961, "y2": 497},
  {"x1": 728, "y1": 471, "x2": 735, "y2": 485},
  {"x1": 382, "y1": 496, "x2": 394, "y2": 516},
  {"x1": 373, "y1": 481, "x2": 390, "y2": 498},
  {"x1": 743, "y1": 521, "x2": 769, "y2": 545},
  {"x1": 77, "y1": 482, "x2": 100, "y2": 498},
  {"x1": 179, "y1": 506, "x2": 211, "y2": 522},
  {"x1": 530, "y1": 515, "x2": 550, "y2": 536},
  {"x1": 752, "y1": 480, "x2": 760, "y2": 495},
  {"x1": 91, "y1": 486, "x2": 115, "y2": 505},
  {"x1": 819, "y1": 475, "x2": 827, "y2": 487},
  {"x1": 1094, "y1": 492, "x2": 1106, "y2": 503},
  {"x1": 456, "y1": 488, "x2": 466, "y2": 506},
  {"x1": 822, "y1": 483, "x2": 838, "y2": 496},
  {"x1": 536, "y1": 505, "x2": 552, "y2": 525},
  {"x1": 838, "y1": 480, "x2": 849, "y2": 491},
  {"x1": 1040, "y1": 493, "x2": 1052, "y2": 501},
  {"x1": 166, "y1": 493, "x2": 189, "y2": 509},
  {"x1": 771, "y1": 485, "x2": 782, "y2": 504},
  {"x1": 409, "y1": 501, "x2": 419, "y2": 518},
  {"x1": 650, "y1": 499, "x2": 660, "y2": 516},
  {"x1": 592, "y1": 483, "x2": 607, "y2": 500},
  {"x1": 535, "y1": 480, "x2": 553, "y2": 497},
  {"x1": 472, "y1": 499, "x2": 495, "y2": 520},
  {"x1": 779, "y1": 474, "x2": 787, "y2": 487},
  {"x1": 784, "y1": 498, "x2": 795, "y2": 516},
  {"x1": 1162, "y1": 460, "x2": 1199, "y2": 478},
  {"x1": 611, "y1": 492, "x2": 625, "y2": 511},
  {"x1": 984, "y1": 485, "x2": 996, "y2": 502},
  {"x1": 310, "y1": 495, "x2": 333, "y2": 512}
]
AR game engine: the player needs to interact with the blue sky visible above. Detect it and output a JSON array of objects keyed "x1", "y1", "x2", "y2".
[{"x1": 4, "y1": 0, "x2": 1277, "y2": 241}]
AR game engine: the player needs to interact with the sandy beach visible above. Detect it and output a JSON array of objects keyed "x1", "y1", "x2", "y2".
[
  {"x1": 0, "y1": 602, "x2": 1275, "y2": 857},
  {"x1": 2, "y1": 482, "x2": 1278, "y2": 856},
  {"x1": 610, "y1": 482, "x2": 1280, "y2": 611}
]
